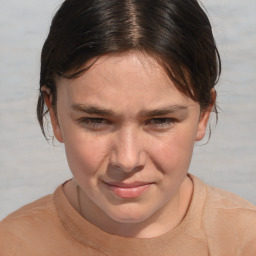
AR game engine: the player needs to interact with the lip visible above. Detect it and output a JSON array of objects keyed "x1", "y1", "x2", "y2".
[{"x1": 103, "y1": 181, "x2": 153, "y2": 199}]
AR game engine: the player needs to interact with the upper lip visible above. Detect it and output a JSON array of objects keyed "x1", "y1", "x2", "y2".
[{"x1": 103, "y1": 181, "x2": 154, "y2": 188}]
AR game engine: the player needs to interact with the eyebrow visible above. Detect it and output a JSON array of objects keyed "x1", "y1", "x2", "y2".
[
  {"x1": 71, "y1": 104, "x2": 188, "y2": 118},
  {"x1": 72, "y1": 104, "x2": 118, "y2": 117},
  {"x1": 138, "y1": 105, "x2": 188, "y2": 118}
]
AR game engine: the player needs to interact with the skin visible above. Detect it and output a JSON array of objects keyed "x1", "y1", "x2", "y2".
[{"x1": 43, "y1": 52, "x2": 214, "y2": 238}]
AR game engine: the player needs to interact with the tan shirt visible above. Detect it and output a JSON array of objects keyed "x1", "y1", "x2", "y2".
[{"x1": 0, "y1": 175, "x2": 256, "y2": 256}]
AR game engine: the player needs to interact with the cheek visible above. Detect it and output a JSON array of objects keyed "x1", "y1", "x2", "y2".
[
  {"x1": 63, "y1": 132, "x2": 110, "y2": 178},
  {"x1": 150, "y1": 128, "x2": 196, "y2": 172}
]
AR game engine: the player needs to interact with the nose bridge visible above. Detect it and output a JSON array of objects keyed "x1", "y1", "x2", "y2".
[{"x1": 110, "y1": 126, "x2": 145, "y2": 172}]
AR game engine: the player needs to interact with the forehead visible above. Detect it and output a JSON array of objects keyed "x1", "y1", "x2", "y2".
[
  {"x1": 56, "y1": 52, "x2": 195, "y2": 109},
  {"x1": 78, "y1": 52, "x2": 172, "y2": 87}
]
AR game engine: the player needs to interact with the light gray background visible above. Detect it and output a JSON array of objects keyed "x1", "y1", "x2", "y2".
[{"x1": 0, "y1": 0, "x2": 256, "y2": 220}]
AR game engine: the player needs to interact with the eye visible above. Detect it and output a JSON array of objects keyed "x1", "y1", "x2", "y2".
[
  {"x1": 145, "y1": 118, "x2": 176, "y2": 129},
  {"x1": 78, "y1": 118, "x2": 111, "y2": 130}
]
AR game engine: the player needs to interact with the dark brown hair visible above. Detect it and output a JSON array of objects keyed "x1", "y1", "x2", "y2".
[{"x1": 37, "y1": 0, "x2": 221, "y2": 138}]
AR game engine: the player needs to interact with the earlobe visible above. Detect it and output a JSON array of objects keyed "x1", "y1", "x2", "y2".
[
  {"x1": 195, "y1": 89, "x2": 216, "y2": 141},
  {"x1": 41, "y1": 86, "x2": 64, "y2": 143}
]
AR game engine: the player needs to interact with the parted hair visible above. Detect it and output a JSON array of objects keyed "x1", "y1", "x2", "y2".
[{"x1": 37, "y1": 0, "x2": 221, "y2": 138}]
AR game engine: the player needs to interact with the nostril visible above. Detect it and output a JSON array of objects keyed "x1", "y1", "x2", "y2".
[
  {"x1": 111, "y1": 164, "x2": 144, "y2": 175},
  {"x1": 110, "y1": 149, "x2": 147, "y2": 173}
]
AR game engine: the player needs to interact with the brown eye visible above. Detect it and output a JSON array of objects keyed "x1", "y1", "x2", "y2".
[
  {"x1": 79, "y1": 118, "x2": 111, "y2": 130},
  {"x1": 145, "y1": 118, "x2": 176, "y2": 129}
]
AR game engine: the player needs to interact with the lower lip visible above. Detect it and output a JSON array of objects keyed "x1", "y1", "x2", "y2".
[{"x1": 107, "y1": 184, "x2": 151, "y2": 199}]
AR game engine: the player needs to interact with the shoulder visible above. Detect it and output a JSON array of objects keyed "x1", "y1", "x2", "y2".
[
  {"x1": 202, "y1": 181, "x2": 256, "y2": 255},
  {"x1": 191, "y1": 175, "x2": 256, "y2": 217},
  {"x1": 0, "y1": 194, "x2": 60, "y2": 254},
  {"x1": 0, "y1": 194, "x2": 56, "y2": 228},
  {"x1": 206, "y1": 184, "x2": 256, "y2": 210},
  {"x1": 205, "y1": 184, "x2": 256, "y2": 226}
]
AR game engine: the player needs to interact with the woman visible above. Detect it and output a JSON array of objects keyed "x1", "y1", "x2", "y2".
[{"x1": 0, "y1": 0, "x2": 255, "y2": 255}]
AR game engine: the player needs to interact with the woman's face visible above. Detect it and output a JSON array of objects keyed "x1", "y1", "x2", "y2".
[{"x1": 51, "y1": 52, "x2": 211, "y2": 225}]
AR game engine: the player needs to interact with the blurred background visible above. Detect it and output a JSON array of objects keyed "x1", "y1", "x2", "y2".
[{"x1": 0, "y1": 0, "x2": 256, "y2": 220}]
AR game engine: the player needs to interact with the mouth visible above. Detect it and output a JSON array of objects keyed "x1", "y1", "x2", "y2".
[{"x1": 103, "y1": 181, "x2": 154, "y2": 199}]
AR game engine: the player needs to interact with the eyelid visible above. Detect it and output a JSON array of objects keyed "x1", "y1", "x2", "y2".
[
  {"x1": 76, "y1": 116, "x2": 178, "y2": 132},
  {"x1": 145, "y1": 117, "x2": 177, "y2": 127},
  {"x1": 77, "y1": 117, "x2": 111, "y2": 130},
  {"x1": 146, "y1": 117, "x2": 175, "y2": 122},
  {"x1": 79, "y1": 117, "x2": 110, "y2": 123}
]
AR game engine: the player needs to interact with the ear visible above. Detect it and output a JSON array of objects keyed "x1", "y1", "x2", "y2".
[
  {"x1": 41, "y1": 86, "x2": 64, "y2": 143},
  {"x1": 195, "y1": 89, "x2": 216, "y2": 141}
]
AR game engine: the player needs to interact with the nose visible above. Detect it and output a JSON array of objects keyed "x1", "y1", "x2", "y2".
[{"x1": 110, "y1": 128, "x2": 147, "y2": 172}]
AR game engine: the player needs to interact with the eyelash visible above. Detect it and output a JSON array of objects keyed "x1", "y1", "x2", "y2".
[
  {"x1": 79, "y1": 118, "x2": 110, "y2": 128},
  {"x1": 78, "y1": 117, "x2": 176, "y2": 130},
  {"x1": 145, "y1": 118, "x2": 176, "y2": 128}
]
